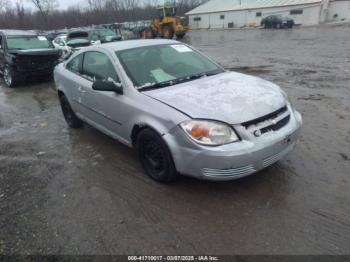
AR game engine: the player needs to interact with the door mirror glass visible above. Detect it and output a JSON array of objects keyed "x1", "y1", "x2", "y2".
[{"x1": 92, "y1": 80, "x2": 123, "y2": 94}]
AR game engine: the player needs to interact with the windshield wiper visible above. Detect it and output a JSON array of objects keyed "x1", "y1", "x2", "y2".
[
  {"x1": 137, "y1": 80, "x2": 176, "y2": 91},
  {"x1": 137, "y1": 70, "x2": 223, "y2": 92},
  {"x1": 175, "y1": 70, "x2": 222, "y2": 84}
]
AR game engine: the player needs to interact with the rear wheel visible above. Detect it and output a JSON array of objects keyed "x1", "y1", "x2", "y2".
[
  {"x1": 59, "y1": 94, "x2": 83, "y2": 128},
  {"x1": 3, "y1": 65, "x2": 18, "y2": 88},
  {"x1": 137, "y1": 129, "x2": 178, "y2": 183},
  {"x1": 176, "y1": 33, "x2": 185, "y2": 39}
]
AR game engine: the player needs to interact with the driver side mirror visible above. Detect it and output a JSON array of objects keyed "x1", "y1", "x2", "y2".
[{"x1": 92, "y1": 80, "x2": 123, "y2": 95}]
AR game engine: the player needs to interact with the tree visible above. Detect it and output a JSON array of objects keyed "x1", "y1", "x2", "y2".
[
  {"x1": 28, "y1": 0, "x2": 59, "y2": 26},
  {"x1": 0, "y1": 0, "x2": 9, "y2": 12}
]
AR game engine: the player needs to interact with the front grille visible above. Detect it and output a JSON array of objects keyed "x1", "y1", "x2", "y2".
[
  {"x1": 17, "y1": 56, "x2": 58, "y2": 71},
  {"x1": 242, "y1": 106, "x2": 290, "y2": 136},
  {"x1": 262, "y1": 144, "x2": 293, "y2": 168},
  {"x1": 260, "y1": 115, "x2": 290, "y2": 134},
  {"x1": 203, "y1": 165, "x2": 256, "y2": 179},
  {"x1": 242, "y1": 106, "x2": 288, "y2": 128}
]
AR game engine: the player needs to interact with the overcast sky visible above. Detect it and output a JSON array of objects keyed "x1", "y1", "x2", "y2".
[
  {"x1": 23, "y1": 0, "x2": 88, "y2": 10},
  {"x1": 57, "y1": 0, "x2": 87, "y2": 9}
]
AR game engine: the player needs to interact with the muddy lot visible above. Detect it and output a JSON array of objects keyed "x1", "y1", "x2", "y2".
[{"x1": 1, "y1": 24, "x2": 350, "y2": 255}]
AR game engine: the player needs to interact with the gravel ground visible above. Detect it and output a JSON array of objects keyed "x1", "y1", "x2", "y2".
[{"x1": 0, "y1": 24, "x2": 350, "y2": 255}]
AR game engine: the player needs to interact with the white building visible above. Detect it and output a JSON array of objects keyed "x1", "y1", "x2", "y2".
[{"x1": 186, "y1": 0, "x2": 350, "y2": 29}]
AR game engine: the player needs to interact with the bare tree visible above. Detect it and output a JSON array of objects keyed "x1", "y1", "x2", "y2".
[
  {"x1": 28, "y1": 0, "x2": 59, "y2": 26},
  {"x1": 0, "y1": 0, "x2": 205, "y2": 30},
  {"x1": 0, "y1": 0, "x2": 9, "y2": 12}
]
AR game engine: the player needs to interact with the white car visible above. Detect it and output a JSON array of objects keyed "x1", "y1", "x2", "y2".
[{"x1": 52, "y1": 35, "x2": 71, "y2": 58}]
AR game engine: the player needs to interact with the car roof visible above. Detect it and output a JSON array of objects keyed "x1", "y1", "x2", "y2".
[
  {"x1": 98, "y1": 39, "x2": 180, "y2": 52},
  {"x1": 0, "y1": 29, "x2": 37, "y2": 36}
]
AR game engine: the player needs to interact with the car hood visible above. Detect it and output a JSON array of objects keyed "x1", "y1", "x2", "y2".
[
  {"x1": 9, "y1": 48, "x2": 60, "y2": 56},
  {"x1": 144, "y1": 72, "x2": 286, "y2": 124}
]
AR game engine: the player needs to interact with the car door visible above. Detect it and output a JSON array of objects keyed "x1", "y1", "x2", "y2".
[
  {"x1": 78, "y1": 51, "x2": 127, "y2": 143},
  {"x1": 62, "y1": 53, "x2": 85, "y2": 114}
]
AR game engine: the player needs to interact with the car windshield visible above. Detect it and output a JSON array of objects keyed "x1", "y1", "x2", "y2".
[
  {"x1": 7, "y1": 36, "x2": 53, "y2": 50},
  {"x1": 116, "y1": 44, "x2": 224, "y2": 90}
]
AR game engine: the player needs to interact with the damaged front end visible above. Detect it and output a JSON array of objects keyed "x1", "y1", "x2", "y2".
[{"x1": 7, "y1": 49, "x2": 61, "y2": 79}]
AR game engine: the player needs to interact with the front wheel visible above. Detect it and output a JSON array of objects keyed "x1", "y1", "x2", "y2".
[
  {"x1": 3, "y1": 65, "x2": 18, "y2": 88},
  {"x1": 176, "y1": 33, "x2": 185, "y2": 39},
  {"x1": 137, "y1": 129, "x2": 178, "y2": 183},
  {"x1": 162, "y1": 25, "x2": 174, "y2": 39}
]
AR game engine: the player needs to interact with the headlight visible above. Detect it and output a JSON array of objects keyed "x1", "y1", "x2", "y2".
[{"x1": 180, "y1": 120, "x2": 239, "y2": 146}]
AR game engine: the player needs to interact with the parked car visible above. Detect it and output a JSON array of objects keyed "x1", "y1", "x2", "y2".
[
  {"x1": 52, "y1": 34, "x2": 71, "y2": 58},
  {"x1": 261, "y1": 15, "x2": 295, "y2": 29},
  {"x1": 45, "y1": 30, "x2": 68, "y2": 42},
  {"x1": 54, "y1": 39, "x2": 302, "y2": 183},
  {"x1": 66, "y1": 28, "x2": 122, "y2": 49},
  {"x1": 0, "y1": 30, "x2": 61, "y2": 87}
]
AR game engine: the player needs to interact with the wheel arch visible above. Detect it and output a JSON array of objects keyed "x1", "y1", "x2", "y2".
[
  {"x1": 131, "y1": 123, "x2": 164, "y2": 147},
  {"x1": 57, "y1": 90, "x2": 65, "y2": 98}
]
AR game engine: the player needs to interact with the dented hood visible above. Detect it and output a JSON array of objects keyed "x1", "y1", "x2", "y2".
[{"x1": 144, "y1": 72, "x2": 286, "y2": 124}]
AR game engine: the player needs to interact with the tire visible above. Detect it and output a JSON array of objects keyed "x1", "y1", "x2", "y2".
[
  {"x1": 59, "y1": 94, "x2": 83, "y2": 128},
  {"x1": 176, "y1": 33, "x2": 185, "y2": 39},
  {"x1": 140, "y1": 28, "x2": 152, "y2": 39},
  {"x1": 3, "y1": 65, "x2": 18, "y2": 88},
  {"x1": 137, "y1": 129, "x2": 178, "y2": 183},
  {"x1": 162, "y1": 25, "x2": 174, "y2": 39}
]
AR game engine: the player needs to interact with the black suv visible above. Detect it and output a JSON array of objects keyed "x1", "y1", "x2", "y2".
[
  {"x1": 0, "y1": 30, "x2": 61, "y2": 87},
  {"x1": 261, "y1": 15, "x2": 295, "y2": 29}
]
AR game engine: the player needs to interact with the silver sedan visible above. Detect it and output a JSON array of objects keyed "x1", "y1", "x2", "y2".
[{"x1": 54, "y1": 39, "x2": 302, "y2": 182}]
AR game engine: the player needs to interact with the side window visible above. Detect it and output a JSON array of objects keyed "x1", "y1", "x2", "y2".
[
  {"x1": 0, "y1": 35, "x2": 3, "y2": 49},
  {"x1": 66, "y1": 54, "x2": 83, "y2": 74},
  {"x1": 82, "y1": 51, "x2": 119, "y2": 82}
]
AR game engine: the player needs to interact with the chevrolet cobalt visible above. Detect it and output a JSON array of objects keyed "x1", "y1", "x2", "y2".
[{"x1": 54, "y1": 40, "x2": 302, "y2": 182}]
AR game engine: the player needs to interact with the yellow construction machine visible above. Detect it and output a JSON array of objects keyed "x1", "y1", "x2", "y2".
[{"x1": 149, "y1": 4, "x2": 191, "y2": 39}]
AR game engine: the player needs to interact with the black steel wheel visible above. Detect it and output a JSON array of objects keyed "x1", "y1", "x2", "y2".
[
  {"x1": 59, "y1": 94, "x2": 83, "y2": 128},
  {"x1": 137, "y1": 129, "x2": 178, "y2": 183}
]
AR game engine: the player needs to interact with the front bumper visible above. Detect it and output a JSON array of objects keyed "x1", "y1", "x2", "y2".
[{"x1": 163, "y1": 108, "x2": 302, "y2": 181}]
